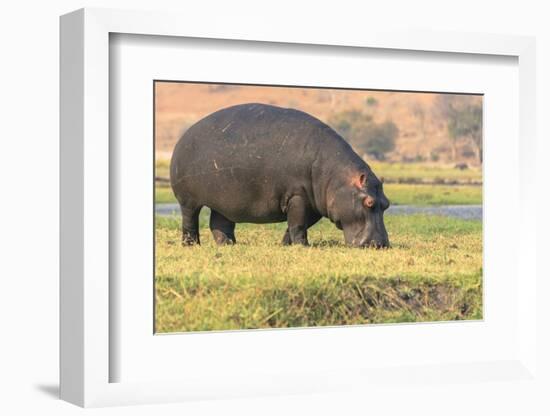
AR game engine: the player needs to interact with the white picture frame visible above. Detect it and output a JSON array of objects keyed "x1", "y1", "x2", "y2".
[{"x1": 60, "y1": 7, "x2": 539, "y2": 408}]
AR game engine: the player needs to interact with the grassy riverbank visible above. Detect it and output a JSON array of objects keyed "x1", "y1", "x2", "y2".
[{"x1": 155, "y1": 213, "x2": 482, "y2": 332}]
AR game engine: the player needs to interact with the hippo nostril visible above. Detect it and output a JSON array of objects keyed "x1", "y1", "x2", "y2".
[{"x1": 364, "y1": 195, "x2": 375, "y2": 208}]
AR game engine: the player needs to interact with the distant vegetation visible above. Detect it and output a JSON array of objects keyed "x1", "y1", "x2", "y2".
[
  {"x1": 327, "y1": 96, "x2": 482, "y2": 165},
  {"x1": 328, "y1": 110, "x2": 399, "y2": 160},
  {"x1": 365, "y1": 96, "x2": 378, "y2": 106},
  {"x1": 155, "y1": 83, "x2": 484, "y2": 165},
  {"x1": 436, "y1": 95, "x2": 483, "y2": 163}
]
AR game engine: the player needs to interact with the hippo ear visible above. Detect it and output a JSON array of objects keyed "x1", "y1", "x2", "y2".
[
  {"x1": 353, "y1": 173, "x2": 368, "y2": 189},
  {"x1": 359, "y1": 173, "x2": 367, "y2": 188}
]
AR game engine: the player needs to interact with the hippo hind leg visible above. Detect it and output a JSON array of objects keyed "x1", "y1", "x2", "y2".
[
  {"x1": 179, "y1": 203, "x2": 202, "y2": 245},
  {"x1": 210, "y1": 210, "x2": 236, "y2": 245}
]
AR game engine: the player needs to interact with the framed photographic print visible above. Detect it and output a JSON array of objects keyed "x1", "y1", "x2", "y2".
[
  {"x1": 60, "y1": 8, "x2": 539, "y2": 408},
  {"x1": 153, "y1": 81, "x2": 483, "y2": 334}
]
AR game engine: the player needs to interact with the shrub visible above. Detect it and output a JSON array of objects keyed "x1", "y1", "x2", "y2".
[
  {"x1": 366, "y1": 96, "x2": 378, "y2": 106},
  {"x1": 328, "y1": 111, "x2": 398, "y2": 161},
  {"x1": 436, "y1": 95, "x2": 483, "y2": 163}
]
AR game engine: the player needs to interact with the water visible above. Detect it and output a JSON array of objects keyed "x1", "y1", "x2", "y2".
[
  {"x1": 387, "y1": 205, "x2": 482, "y2": 220},
  {"x1": 155, "y1": 203, "x2": 482, "y2": 221}
]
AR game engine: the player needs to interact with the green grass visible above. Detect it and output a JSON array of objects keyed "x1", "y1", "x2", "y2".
[
  {"x1": 156, "y1": 186, "x2": 176, "y2": 204},
  {"x1": 155, "y1": 212, "x2": 482, "y2": 332},
  {"x1": 156, "y1": 159, "x2": 170, "y2": 179},
  {"x1": 369, "y1": 161, "x2": 482, "y2": 182},
  {"x1": 383, "y1": 183, "x2": 481, "y2": 206},
  {"x1": 155, "y1": 183, "x2": 482, "y2": 206}
]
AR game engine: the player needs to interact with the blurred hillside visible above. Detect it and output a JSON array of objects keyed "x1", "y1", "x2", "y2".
[{"x1": 155, "y1": 82, "x2": 482, "y2": 165}]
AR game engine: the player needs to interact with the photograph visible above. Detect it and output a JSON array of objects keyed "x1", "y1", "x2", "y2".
[{"x1": 154, "y1": 81, "x2": 483, "y2": 333}]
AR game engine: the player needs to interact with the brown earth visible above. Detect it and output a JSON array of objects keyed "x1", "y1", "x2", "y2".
[{"x1": 155, "y1": 82, "x2": 482, "y2": 163}]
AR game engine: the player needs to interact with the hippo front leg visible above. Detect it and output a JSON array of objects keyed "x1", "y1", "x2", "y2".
[
  {"x1": 282, "y1": 211, "x2": 321, "y2": 245},
  {"x1": 210, "y1": 210, "x2": 236, "y2": 245},
  {"x1": 281, "y1": 229, "x2": 292, "y2": 245},
  {"x1": 283, "y1": 195, "x2": 310, "y2": 246}
]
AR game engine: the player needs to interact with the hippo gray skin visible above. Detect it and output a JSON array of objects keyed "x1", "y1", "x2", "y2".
[{"x1": 169, "y1": 103, "x2": 390, "y2": 248}]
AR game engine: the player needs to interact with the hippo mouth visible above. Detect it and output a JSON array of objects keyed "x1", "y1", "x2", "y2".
[
  {"x1": 364, "y1": 207, "x2": 390, "y2": 248},
  {"x1": 358, "y1": 238, "x2": 390, "y2": 249},
  {"x1": 349, "y1": 231, "x2": 390, "y2": 249},
  {"x1": 352, "y1": 231, "x2": 390, "y2": 248},
  {"x1": 346, "y1": 212, "x2": 390, "y2": 249}
]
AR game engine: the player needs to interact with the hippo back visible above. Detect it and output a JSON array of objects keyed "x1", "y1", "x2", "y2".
[{"x1": 169, "y1": 103, "x2": 362, "y2": 222}]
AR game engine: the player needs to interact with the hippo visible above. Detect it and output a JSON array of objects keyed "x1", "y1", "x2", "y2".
[{"x1": 169, "y1": 103, "x2": 390, "y2": 248}]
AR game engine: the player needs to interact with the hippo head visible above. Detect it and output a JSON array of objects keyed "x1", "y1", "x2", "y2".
[{"x1": 330, "y1": 170, "x2": 390, "y2": 248}]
